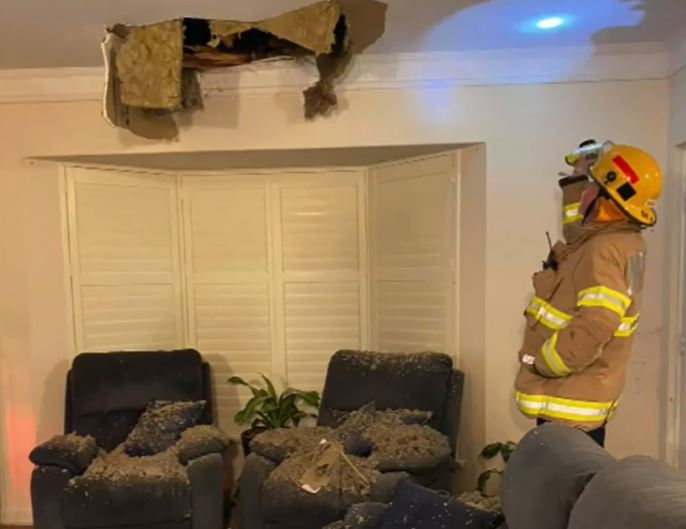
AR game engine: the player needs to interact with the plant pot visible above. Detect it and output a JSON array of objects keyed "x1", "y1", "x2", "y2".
[{"x1": 241, "y1": 428, "x2": 267, "y2": 456}]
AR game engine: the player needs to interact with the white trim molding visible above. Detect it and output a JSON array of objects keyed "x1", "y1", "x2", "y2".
[
  {"x1": 0, "y1": 42, "x2": 672, "y2": 104},
  {"x1": 1, "y1": 507, "x2": 33, "y2": 525},
  {"x1": 669, "y1": 28, "x2": 686, "y2": 75}
]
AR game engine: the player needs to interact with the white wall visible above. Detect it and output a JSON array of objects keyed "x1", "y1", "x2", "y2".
[
  {"x1": 666, "y1": 66, "x2": 686, "y2": 467},
  {"x1": 0, "y1": 78, "x2": 669, "y2": 523}
]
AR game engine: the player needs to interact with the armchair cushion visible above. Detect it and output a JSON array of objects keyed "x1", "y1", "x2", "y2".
[
  {"x1": 63, "y1": 449, "x2": 191, "y2": 528},
  {"x1": 122, "y1": 400, "x2": 206, "y2": 456},
  {"x1": 176, "y1": 425, "x2": 230, "y2": 464},
  {"x1": 29, "y1": 433, "x2": 99, "y2": 474}
]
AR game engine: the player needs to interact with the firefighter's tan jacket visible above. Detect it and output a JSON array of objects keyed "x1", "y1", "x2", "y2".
[{"x1": 515, "y1": 222, "x2": 646, "y2": 431}]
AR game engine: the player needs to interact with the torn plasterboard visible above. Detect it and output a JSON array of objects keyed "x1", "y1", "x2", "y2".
[{"x1": 102, "y1": 0, "x2": 352, "y2": 140}]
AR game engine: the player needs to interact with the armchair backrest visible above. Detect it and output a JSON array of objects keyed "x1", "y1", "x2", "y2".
[
  {"x1": 65, "y1": 349, "x2": 213, "y2": 450},
  {"x1": 317, "y1": 350, "x2": 464, "y2": 451}
]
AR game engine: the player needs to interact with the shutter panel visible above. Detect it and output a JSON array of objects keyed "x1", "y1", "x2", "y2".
[
  {"x1": 369, "y1": 155, "x2": 456, "y2": 355},
  {"x1": 181, "y1": 177, "x2": 273, "y2": 434},
  {"x1": 277, "y1": 175, "x2": 367, "y2": 392},
  {"x1": 67, "y1": 169, "x2": 183, "y2": 353}
]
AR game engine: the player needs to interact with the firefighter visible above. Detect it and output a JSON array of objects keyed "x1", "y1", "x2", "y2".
[{"x1": 514, "y1": 144, "x2": 662, "y2": 447}]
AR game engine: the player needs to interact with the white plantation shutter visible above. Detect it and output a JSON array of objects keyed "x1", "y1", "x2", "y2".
[
  {"x1": 66, "y1": 168, "x2": 183, "y2": 352},
  {"x1": 369, "y1": 154, "x2": 457, "y2": 355},
  {"x1": 181, "y1": 172, "x2": 367, "y2": 431},
  {"x1": 181, "y1": 176, "x2": 273, "y2": 433},
  {"x1": 277, "y1": 178, "x2": 367, "y2": 391}
]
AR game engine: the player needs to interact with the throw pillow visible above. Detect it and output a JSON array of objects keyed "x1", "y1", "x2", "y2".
[{"x1": 123, "y1": 400, "x2": 205, "y2": 456}]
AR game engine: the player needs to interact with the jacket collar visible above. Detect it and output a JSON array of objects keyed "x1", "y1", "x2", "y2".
[{"x1": 551, "y1": 222, "x2": 639, "y2": 262}]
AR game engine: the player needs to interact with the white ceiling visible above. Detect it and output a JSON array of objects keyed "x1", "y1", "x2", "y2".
[{"x1": 1, "y1": 0, "x2": 685, "y2": 69}]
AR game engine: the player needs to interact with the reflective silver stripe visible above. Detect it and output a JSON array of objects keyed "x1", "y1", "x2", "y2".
[
  {"x1": 541, "y1": 333, "x2": 571, "y2": 377},
  {"x1": 526, "y1": 297, "x2": 572, "y2": 330},
  {"x1": 577, "y1": 286, "x2": 631, "y2": 317},
  {"x1": 515, "y1": 392, "x2": 617, "y2": 423},
  {"x1": 563, "y1": 203, "x2": 582, "y2": 225},
  {"x1": 615, "y1": 314, "x2": 639, "y2": 337}
]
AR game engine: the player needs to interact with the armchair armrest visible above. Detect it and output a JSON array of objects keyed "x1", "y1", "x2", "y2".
[
  {"x1": 176, "y1": 425, "x2": 230, "y2": 464},
  {"x1": 29, "y1": 433, "x2": 99, "y2": 475}
]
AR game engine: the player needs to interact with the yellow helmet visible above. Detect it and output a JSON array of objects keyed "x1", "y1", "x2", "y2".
[{"x1": 589, "y1": 145, "x2": 662, "y2": 227}]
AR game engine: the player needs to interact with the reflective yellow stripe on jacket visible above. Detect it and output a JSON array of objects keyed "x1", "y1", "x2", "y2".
[
  {"x1": 526, "y1": 297, "x2": 572, "y2": 330},
  {"x1": 577, "y1": 286, "x2": 631, "y2": 317},
  {"x1": 515, "y1": 391, "x2": 619, "y2": 424},
  {"x1": 563, "y1": 202, "x2": 583, "y2": 225},
  {"x1": 526, "y1": 297, "x2": 638, "y2": 338},
  {"x1": 541, "y1": 333, "x2": 571, "y2": 377}
]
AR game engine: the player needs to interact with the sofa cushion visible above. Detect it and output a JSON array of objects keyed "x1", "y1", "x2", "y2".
[
  {"x1": 62, "y1": 450, "x2": 191, "y2": 528},
  {"x1": 568, "y1": 456, "x2": 686, "y2": 529},
  {"x1": 122, "y1": 400, "x2": 206, "y2": 456},
  {"x1": 501, "y1": 424, "x2": 614, "y2": 529},
  {"x1": 29, "y1": 433, "x2": 98, "y2": 474},
  {"x1": 379, "y1": 481, "x2": 503, "y2": 529}
]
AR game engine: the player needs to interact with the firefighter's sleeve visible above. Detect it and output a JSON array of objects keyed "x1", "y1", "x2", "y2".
[
  {"x1": 559, "y1": 175, "x2": 588, "y2": 243},
  {"x1": 534, "y1": 242, "x2": 629, "y2": 377}
]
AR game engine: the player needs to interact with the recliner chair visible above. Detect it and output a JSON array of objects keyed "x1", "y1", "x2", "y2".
[
  {"x1": 239, "y1": 350, "x2": 465, "y2": 529},
  {"x1": 29, "y1": 349, "x2": 226, "y2": 529}
]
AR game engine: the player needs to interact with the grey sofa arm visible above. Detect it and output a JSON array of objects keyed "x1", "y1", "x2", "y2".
[
  {"x1": 240, "y1": 454, "x2": 278, "y2": 529},
  {"x1": 188, "y1": 453, "x2": 225, "y2": 529},
  {"x1": 31, "y1": 466, "x2": 73, "y2": 529},
  {"x1": 176, "y1": 425, "x2": 230, "y2": 464},
  {"x1": 29, "y1": 434, "x2": 99, "y2": 475}
]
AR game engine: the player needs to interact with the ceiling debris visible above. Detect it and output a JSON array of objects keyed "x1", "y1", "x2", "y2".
[{"x1": 102, "y1": 0, "x2": 360, "y2": 140}]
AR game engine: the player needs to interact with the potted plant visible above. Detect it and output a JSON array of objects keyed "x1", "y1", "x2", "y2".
[
  {"x1": 476, "y1": 440, "x2": 518, "y2": 497},
  {"x1": 228, "y1": 375, "x2": 321, "y2": 456}
]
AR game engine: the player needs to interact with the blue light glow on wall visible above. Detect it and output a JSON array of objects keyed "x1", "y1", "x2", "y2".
[
  {"x1": 521, "y1": 15, "x2": 573, "y2": 34},
  {"x1": 536, "y1": 17, "x2": 566, "y2": 30}
]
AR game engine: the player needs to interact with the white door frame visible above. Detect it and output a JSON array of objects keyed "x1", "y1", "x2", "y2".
[{"x1": 668, "y1": 144, "x2": 686, "y2": 468}]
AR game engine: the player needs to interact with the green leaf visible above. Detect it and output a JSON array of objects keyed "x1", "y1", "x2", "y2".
[
  {"x1": 480, "y1": 442, "x2": 503, "y2": 460},
  {"x1": 501, "y1": 441, "x2": 518, "y2": 463},
  {"x1": 261, "y1": 374, "x2": 278, "y2": 400},
  {"x1": 477, "y1": 470, "x2": 495, "y2": 494},
  {"x1": 234, "y1": 395, "x2": 268, "y2": 426},
  {"x1": 228, "y1": 376, "x2": 250, "y2": 387}
]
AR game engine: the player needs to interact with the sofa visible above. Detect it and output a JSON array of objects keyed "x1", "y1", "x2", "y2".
[
  {"x1": 239, "y1": 350, "x2": 465, "y2": 529},
  {"x1": 501, "y1": 423, "x2": 686, "y2": 529},
  {"x1": 29, "y1": 349, "x2": 228, "y2": 529},
  {"x1": 320, "y1": 423, "x2": 686, "y2": 529}
]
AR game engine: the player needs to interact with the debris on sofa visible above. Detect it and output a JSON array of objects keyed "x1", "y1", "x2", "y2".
[
  {"x1": 271, "y1": 439, "x2": 380, "y2": 498},
  {"x1": 102, "y1": 0, "x2": 356, "y2": 140},
  {"x1": 29, "y1": 433, "x2": 99, "y2": 474},
  {"x1": 335, "y1": 404, "x2": 451, "y2": 472},
  {"x1": 176, "y1": 424, "x2": 230, "y2": 464},
  {"x1": 457, "y1": 491, "x2": 502, "y2": 513},
  {"x1": 252, "y1": 426, "x2": 335, "y2": 463}
]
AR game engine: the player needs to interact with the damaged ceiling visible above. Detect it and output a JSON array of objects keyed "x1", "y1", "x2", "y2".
[
  {"x1": 103, "y1": 1, "x2": 374, "y2": 139},
  {"x1": 1, "y1": 0, "x2": 686, "y2": 69}
]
